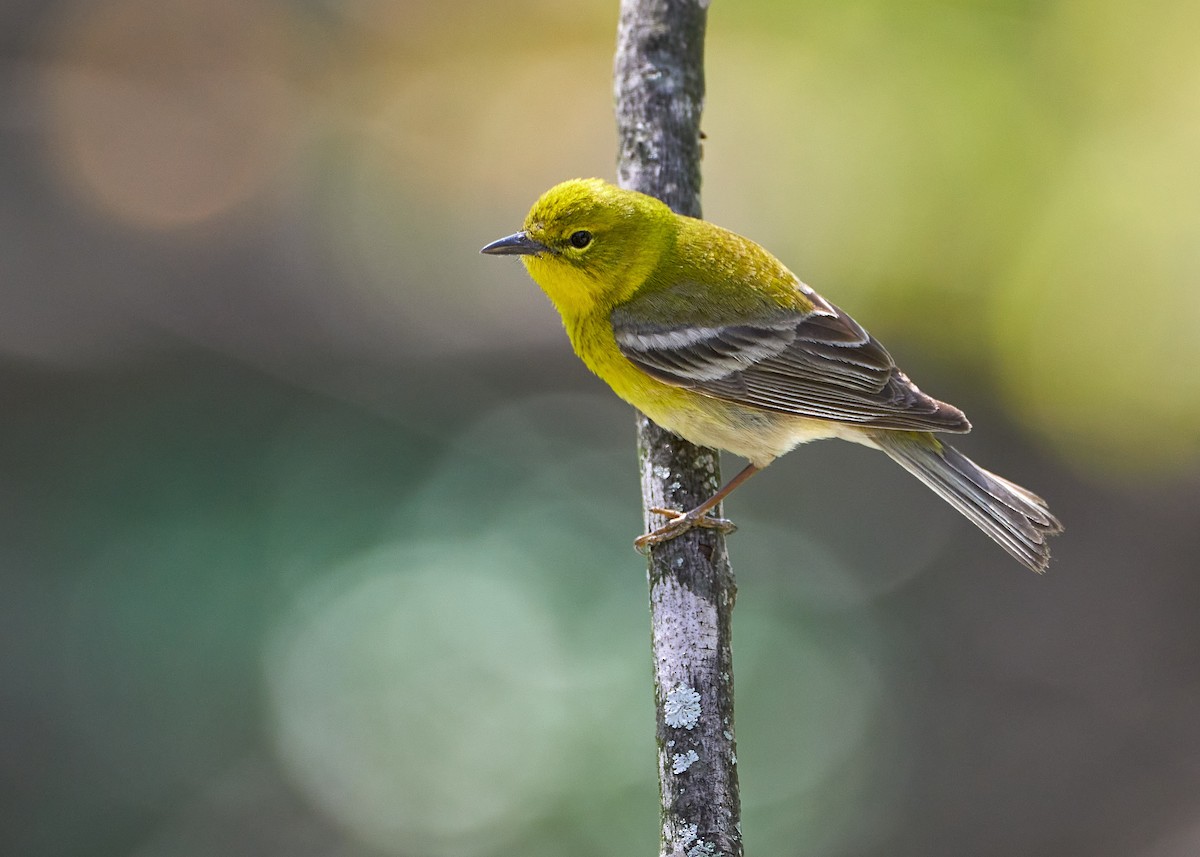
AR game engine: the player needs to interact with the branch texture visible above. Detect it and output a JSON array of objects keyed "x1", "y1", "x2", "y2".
[{"x1": 614, "y1": 3, "x2": 743, "y2": 856}]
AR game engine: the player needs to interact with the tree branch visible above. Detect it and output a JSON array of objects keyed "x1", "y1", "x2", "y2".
[{"x1": 614, "y1": 3, "x2": 743, "y2": 856}]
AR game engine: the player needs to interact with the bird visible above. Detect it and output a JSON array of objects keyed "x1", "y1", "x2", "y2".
[{"x1": 481, "y1": 178, "x2": 1062, "y2": 572}]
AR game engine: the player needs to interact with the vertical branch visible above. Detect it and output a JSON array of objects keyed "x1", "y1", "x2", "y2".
[
  {"x1": 614, "y1": 3, "x2": 743, "y2": 857},
  {"x1": 614, "y1": 0, "x2": 705, "y2": 217}
]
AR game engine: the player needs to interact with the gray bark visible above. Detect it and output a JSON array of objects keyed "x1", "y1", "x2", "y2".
[{"x1": 614, "y1": 3, "x2": 744, "y2": 856}]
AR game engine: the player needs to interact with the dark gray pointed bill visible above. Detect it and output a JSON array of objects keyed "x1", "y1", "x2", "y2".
[{"x1": 480, "y1": 231, "x2": 550, "y2": 256}]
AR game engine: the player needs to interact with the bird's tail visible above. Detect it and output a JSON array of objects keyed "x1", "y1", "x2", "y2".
[{"x1": 871, "y1": 431, "x2": 1063, "y2": 573}]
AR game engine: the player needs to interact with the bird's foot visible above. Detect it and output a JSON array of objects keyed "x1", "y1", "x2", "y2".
[{"x1": 633, "y1": 506, "x2": 738, "y2": 553}]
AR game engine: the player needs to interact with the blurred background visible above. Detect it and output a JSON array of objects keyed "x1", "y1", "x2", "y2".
[{"x1": 3, "y1": 0, "x2": 1200, "y2": 855}]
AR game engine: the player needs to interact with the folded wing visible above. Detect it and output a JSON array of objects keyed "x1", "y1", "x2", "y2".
[{"x1": 611, "y1": 282, "x2": 970, "y2": 433}]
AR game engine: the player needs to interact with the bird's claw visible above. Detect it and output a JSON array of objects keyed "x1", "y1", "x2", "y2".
[{"x1": 634, "y1": 507, "x2": 738, "y2": 553}]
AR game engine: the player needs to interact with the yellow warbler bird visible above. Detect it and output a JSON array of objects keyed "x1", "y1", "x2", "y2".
[{"x1": 482, "y1": 178, "x2": 1062, "y2": 572}]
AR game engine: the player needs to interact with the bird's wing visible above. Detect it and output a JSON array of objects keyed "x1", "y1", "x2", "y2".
[{"x1": 610, "y1": 280, "x2": 970, "y2": 433}]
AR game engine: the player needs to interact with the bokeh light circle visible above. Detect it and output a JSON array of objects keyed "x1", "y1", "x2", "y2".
[
  {"x1": 43, "y1": 0, "x2": 298, "y2": 229},
  {"x1": 265, "y1": 543, "x2": 574, "y2": 857}
]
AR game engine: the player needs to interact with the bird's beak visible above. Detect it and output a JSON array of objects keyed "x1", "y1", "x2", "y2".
[{"x1": 480, "y1": 231, "x2": 551, "y2": 256}]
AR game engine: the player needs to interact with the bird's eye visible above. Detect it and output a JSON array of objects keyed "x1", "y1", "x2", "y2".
[{"x1": 569, "y1": 230, "x2": 593, "y2": 249}]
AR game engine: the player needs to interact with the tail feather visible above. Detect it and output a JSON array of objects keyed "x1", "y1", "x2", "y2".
[{"x1": 872, "y1": 432, "x2": 1063, "y2": 573}]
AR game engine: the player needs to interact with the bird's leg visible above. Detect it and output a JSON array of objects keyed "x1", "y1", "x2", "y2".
[{"x1": 634, "y1": 463, "x2": 761, "y2": 552}]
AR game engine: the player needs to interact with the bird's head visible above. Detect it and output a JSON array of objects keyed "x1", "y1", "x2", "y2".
[{"x1": 482, "y1": 179, "x2": 674, "y2": 319}]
